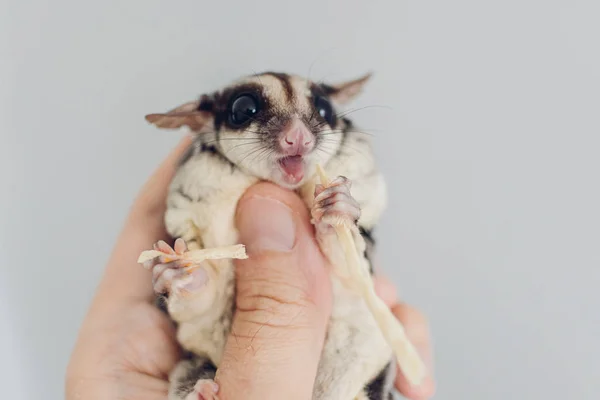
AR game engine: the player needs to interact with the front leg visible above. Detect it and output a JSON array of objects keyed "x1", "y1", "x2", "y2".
[
  {"x1": 143, "y1": 238, "x2": 233, "y2": 400},
  {"x1": 310, "y1": 175, "x2": 395, "y2": 400},
  {"x1": 311, "y1": 176, "x2": 370, "y2": 285},
  {"x1": 144, "y1": 239, "x2": 206, "y2": 297},
  {"x1": 143, "y1": 238, "x2": 221, "y2": 323}
]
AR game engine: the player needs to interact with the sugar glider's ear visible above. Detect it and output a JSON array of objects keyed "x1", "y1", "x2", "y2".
[
  {"x1": 145, "y1": 99, "x2": 212, "y2": 132},
  {"x1": 324, "y1": 72, "x2": 373, "y2": 105}
]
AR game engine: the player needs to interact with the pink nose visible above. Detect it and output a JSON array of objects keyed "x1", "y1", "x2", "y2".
[{"x1": 279, "y1": 120, "x2": 314, "y2": 156}]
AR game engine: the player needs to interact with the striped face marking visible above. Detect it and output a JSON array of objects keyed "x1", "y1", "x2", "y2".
[{"x1": 145, "y1": 71, "x2": 372, "y2": 188}]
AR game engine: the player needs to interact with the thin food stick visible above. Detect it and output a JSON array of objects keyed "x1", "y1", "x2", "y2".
[
  {"x1": 138, "y1": 244, "x2": 248, "y2": 272},
  {"x1": 315, "y1": 164, "x2": 427, "y2": 387}
]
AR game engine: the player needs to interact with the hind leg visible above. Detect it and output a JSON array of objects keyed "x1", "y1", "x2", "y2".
[{"x1": 168, "y1": 354, "x2": 219, "y2": 400}]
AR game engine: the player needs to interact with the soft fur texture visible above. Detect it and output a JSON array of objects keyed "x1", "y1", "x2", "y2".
[{"x1": 145, "y1": 71, "x2": 393, "y2": 399}]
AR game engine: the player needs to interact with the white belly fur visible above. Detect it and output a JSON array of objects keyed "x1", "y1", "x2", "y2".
[{"x1": 162, "y1": 136, "x2": 392, "y2": 398}]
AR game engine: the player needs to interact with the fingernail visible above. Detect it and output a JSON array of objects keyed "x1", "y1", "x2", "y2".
[{"x1": 237, "y1": 196, "x2": 296, "y2": 254}]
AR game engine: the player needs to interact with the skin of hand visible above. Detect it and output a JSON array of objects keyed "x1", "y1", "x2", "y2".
[{"x1": 65, "y1": 135, "x2": 436, "y2": 400}]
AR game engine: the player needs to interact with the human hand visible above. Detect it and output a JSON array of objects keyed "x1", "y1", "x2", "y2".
[{"x1": 65, "y1": 136, "x2": 435, "y2": 400}]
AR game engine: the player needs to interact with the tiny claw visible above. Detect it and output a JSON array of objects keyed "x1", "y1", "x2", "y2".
[
  {"x1": 311, "y1": 174, "x2": 360, "y2": 226},
  {"x1": 330, "y1": 175, "x2": 350, "y2": 188}
]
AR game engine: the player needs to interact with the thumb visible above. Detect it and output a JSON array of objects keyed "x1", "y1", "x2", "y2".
[{"x1": 215, "y1": 182, "x2": 332, "y2": 400}]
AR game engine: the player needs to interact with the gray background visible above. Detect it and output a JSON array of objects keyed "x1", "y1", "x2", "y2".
[{"x1": 2, "y1": 0, "x2": 599, "y2": 399}]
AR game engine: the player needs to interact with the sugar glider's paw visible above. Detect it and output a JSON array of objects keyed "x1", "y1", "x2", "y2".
[
  {"x1": 312, "y1": 175, "x2": 361, "y2": 228},
  {"x1": 311, "y1": 176, "x2": 365, "y2": 283},
  {"x1": 183, "y1": 379, "x2": 220, "y2": 400},
  {"x1": 142, "y1": 238, "x2": 208, "y2": 295}
]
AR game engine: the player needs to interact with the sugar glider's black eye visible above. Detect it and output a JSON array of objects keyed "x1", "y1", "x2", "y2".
[
  {"x1": 314, "y1": 95, "x2": 335, "y2": 126},
  {"x1": 229, "y1": 94, "x2": 260, "y2": 127}
]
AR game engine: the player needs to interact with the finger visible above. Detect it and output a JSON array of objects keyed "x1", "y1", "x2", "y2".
[
  {"x1": 373, "y1": 274, "x2": 398, "y2": 308},
  {"x1": 216, "y1": 182, "x2": 333, "y2": 400},
  {"x1": 392, "y1": 303, "x2": 436, "y2": 399},
  {"x1": 92, "y1": 135, "x2": 193, "y2": 313}
]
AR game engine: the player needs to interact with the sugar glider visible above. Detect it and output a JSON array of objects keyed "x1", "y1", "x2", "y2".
[{"x1": 142, "y1": 71, "x2": 395, "y2": 399}]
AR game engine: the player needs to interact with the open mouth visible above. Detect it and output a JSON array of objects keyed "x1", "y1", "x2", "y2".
[{"x1": 278, "y1": 155, "x2": 305, "y2": 184}]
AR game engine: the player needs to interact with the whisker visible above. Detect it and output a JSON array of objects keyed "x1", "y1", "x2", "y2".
[
  {"x1": 305, "y1": 47, "x2": 338, "y2": 89},
  {"x1": 200, "y1": 138, "x2": 263, "y2": 148},
  {"x1": 238, "y1": 145, "x2": 269, "y2": 165},
  {"x1": 319, "y1": 129, "x2": 376, "y2": 137},
  {"x1": 317, "y1": 139, "x2": 371, "y2": 160},
  {"x1": 250, "y1": 69, "x2": 265, "y2": 86},
  {"x1": 318, "y1": 136, "x2": 369, "y2": 144},
  {"x1": 248, "y1": 146, "x2": 269, "y2": 163},
  {"x1": 314, "y1": 146, "x2": 336, "y2": 159},
  {"x1": 248, "y1": 146, "x2": 273, "y2": 165},
  {"x1": 200, "y1": 133, "x2": 264, "y2": 147},
  {"x1": 312, "y1": 105, "x2": 394, "y2": 130},
  {"x1": 222, "y1": 141, "x2": 266, "y2": 154},
  {"x1": 335, "y1": 104, "x2": 393, "y2": 118},
  {"x1": 259, "y1": 148, "x2": 278, "y2": 165},
  {"x1": 204, "y1": 137, "x2": 262, "y2": 142}
]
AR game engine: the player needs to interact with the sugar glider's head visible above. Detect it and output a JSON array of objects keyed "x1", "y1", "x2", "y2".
[{"x1": 145, "y1": 71, "x2": 371, "y2": 189}]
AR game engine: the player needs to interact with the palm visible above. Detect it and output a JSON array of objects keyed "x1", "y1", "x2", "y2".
[{"x1": 70, "y1": 302, "x2": 181, "y2": 400}]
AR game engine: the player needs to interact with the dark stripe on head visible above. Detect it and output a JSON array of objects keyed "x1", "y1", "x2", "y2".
[{"x1": 261, "y1": 71, "x2": 294, "y2": 104}]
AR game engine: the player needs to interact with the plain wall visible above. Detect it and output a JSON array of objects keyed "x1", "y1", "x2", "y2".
[{"x1": 2, "y1": 0, "x2": 599, "y2": 399}]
